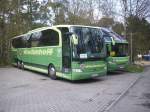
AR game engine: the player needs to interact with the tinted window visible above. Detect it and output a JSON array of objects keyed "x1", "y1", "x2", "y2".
[
  {"x1": 71, "y1": 27, "x2": 104, "y2": 59},
  {"x1": 31, "y1": 32, "x2": 41, "y2": 47},
  {"x1": 58, "y1": 27, "x2": 69, "y2": 39},
  {"x1": 12, "y1": 36, "x2": 27, "y2": 48},
  {"x1": 39, "y1": 29, "x2": 59, "y2": 46},
  {"x1": 24, "y1": 34, "x2": 31, "y2": 47},
  {"x1": 101, "y1": 29, "x2": 112, "y2": 42},
  {"x1": 112, "y1": 44, "x2": 128, "y2": 57}
]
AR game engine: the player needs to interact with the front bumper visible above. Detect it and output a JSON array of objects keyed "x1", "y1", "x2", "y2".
[{"x1": 71, "y1": 69, "x2": 107, "y2": 80}]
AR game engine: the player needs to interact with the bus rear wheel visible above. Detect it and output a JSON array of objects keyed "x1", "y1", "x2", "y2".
[{"x1": 48, "y1": 65, "x2": 57, "y2": 80}]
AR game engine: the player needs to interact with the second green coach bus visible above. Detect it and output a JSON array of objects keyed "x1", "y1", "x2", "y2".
[
  {"x1": 100, "y1": 27, "x2": 129, "y2": 71},
  {"x1": 11, "y1": 25, "x2": 107, "y2": 80}
]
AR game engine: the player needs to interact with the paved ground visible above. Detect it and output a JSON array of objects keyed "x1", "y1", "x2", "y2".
[
  {"x1": 109, "y1": 67, "x2": 150, "y2": 112},
  {"x1": 0, "y1": 67, "x2": 149, "y2": 112}
]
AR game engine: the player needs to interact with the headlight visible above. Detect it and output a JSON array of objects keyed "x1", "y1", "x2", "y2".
[
  {"x1": 80, "y1": 64, "x2": 85, "y2": 70},
  {"x1": 72, "y1": 69, "x2": 82, "y2": 72}
]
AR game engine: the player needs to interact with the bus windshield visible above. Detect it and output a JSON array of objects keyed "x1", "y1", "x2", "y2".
[
  {"x1": 112, "y1": 43, "x2": 128, "y2": 57},
  {"x1": 71, "y1": 27, "x2": 104, "y2": 60},
  {"x1": 101, "y1": 29, "x2": 120, "y2": 41}
]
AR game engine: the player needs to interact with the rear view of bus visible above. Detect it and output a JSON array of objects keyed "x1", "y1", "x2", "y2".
[
  {"x1": 100, "y1": 27, "x2": 129, "y2": 71},
  {"x1": 55, "y1": 25, "x2": 107, "y2": 80}
]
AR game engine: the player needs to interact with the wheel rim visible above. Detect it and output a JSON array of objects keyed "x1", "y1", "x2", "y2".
[
  {"x1": 48, "y1": 66, "x2": 57, "y2": 79},
  {"x1": 17, "y1": 61, "x2": 20, "y2": 68},
  {"x1": 21, "y1": 62, "x2": 24, "y2": 69},
  {"x1": 49, "y1": 67, "x2": 55, "y2": 75}
]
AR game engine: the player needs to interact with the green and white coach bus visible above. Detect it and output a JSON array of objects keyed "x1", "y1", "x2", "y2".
[
  {"x1": 11, "y1": 25, "x2": 107, "y2": 80},
  {"x1": 100, "y1": 27, "x2": 129, "y2": 71}
]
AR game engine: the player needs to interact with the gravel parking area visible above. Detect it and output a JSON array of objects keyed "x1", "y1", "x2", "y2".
[{"x1": 0, "y1": 67, "x2": 143, "y2": 112}]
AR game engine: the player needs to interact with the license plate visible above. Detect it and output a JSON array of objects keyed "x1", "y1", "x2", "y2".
[
  {"x1": 119, "y1": 65, "x2": 124, "y2": 69},
  {"x1": 92, "y1": 74, "x2": 98, "y2": 77}
]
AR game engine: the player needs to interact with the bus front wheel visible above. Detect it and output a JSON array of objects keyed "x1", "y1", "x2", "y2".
[
  {"x1": 48, "y1": 65, "x2": 57, "y2": 80},
  {"x1": 20, "y1": 62, "x2": 24, "y2": 70},
  {"x1": 17, "y1": 60, "x2": 21, "y2": 68}
]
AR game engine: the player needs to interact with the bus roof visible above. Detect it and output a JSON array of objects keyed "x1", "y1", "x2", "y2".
[
  {"x1": 11, "y1": 34, "x2": 26, "y2": 40},
  {"x1": 99, "y1": 27, "x2": 112, "y2": 32},
  {"x1": 52, "y1": 25, "x2": 100, "y2": 28},
  {"x1": 11, "y1": 25, "x2": 101, "y2": 40},
  {"x1": 26, "y1": 25, "x2": 101, "y2": 35},
  {"x1": 11, "y1": 28, "x2": 50, "y2": 40},
  {"x1": 27, "y1": 25, "x2": 100, "y2": 34},
  {"x1": 27, "y1": 27, "x2": 52, "y2": 34},
  {"x1": 100, "y1": 27, "x2": 128, "y2": 44}
]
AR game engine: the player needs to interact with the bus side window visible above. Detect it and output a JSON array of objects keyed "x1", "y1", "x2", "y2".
[
  {"x1": 22, "y1": 34, "x2": 31, "y2": 48},
  {"x1": 12, "y1": 36, "x2": 24, "y2": 48},
  {"x1": 12, "y1": 38, "x2": 18, "y2": 48},
  {"x1": 39, "y1": 29, "x2": 59, "y2": 46},
  {"x1": 31, "y1": 32, "x2": 41, "y2": 47}
]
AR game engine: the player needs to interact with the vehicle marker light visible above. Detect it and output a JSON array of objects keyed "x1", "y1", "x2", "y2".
[{"x1": 72, "y1": 69, "x2": 82, "y2": 72}]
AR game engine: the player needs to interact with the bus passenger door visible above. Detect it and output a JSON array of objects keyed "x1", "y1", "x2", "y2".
[{"x1": 62, "y1": 34, "x2": 72, "y2": 76}]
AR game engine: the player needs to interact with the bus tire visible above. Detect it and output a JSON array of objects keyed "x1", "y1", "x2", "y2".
[
  {"x1": 17, "y1": 60, "x2": 21, "y2": 68},
  {"x1": 48, "y1": 65, "x2": 57, "y2": 80},
  {"x1": 21, "y1": 61, "x2": 24, "y2": 70}
]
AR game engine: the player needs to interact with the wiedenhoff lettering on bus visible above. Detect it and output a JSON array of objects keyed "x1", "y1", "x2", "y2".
[{"x1": 23, "y1": 49, "x2": 53, "y2": 55}]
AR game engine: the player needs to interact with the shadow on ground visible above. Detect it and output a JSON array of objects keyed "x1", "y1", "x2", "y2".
[
  {"x1": 20, "y1": 67, "x2": 106, "y2": 84},
  {"x1": 107, "y1": 70, "x2": 126, "y2": 76}
]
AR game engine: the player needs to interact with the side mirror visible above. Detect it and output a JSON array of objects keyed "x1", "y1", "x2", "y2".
[
  {"x1": 110, "y1": 37, "x2": 115, "y2": 45},
  {"x1": 71, "y1": 34, "x2": 78, "y2": 45}
]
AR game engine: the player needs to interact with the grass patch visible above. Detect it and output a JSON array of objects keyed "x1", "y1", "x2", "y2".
[{"x1": 125, "y1": 64, "x2": 144, "y2": 73}]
